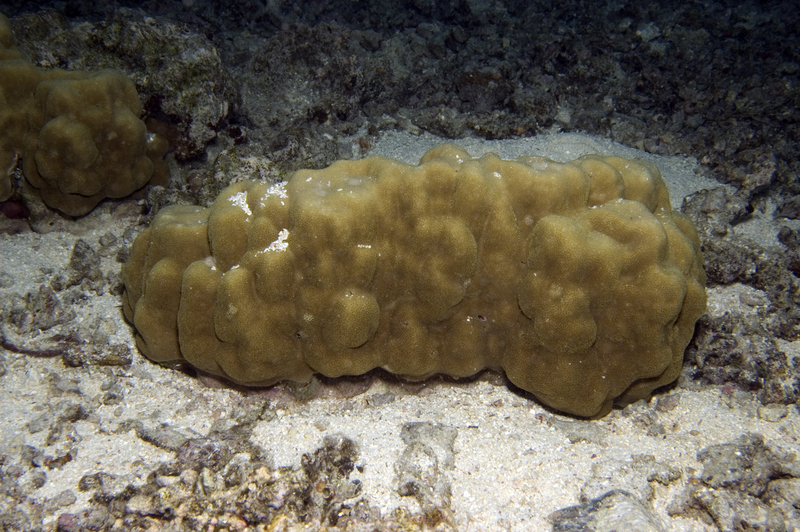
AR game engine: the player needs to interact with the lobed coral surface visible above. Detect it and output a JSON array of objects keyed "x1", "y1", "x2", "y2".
[
  {"x1": 122, "y1": 144, "x2": 706, "y2": 417},
  {"x1": 0, "y1": 12, "x2": 167, "y2": 216}
]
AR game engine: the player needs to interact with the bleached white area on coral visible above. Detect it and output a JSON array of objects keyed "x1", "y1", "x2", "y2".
[
  {"x1": 228, "y1": 190, "x2": 252, "y2": 216},
  {"x1": 265, "y1": 228, "x2": 289, "y2": 252}
]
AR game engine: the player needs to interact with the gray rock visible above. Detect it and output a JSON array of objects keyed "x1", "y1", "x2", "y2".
[
  {"x1": 395, "y1": 421, "x2": 457, "y2": 526},
  {"x1": 581, "y1": 454, "x2": 681, "y2": 503},
  {"x1": 668, "y1": 433, "x2": 800, "y2": 531},
  {"x1": 551, "y1": 489, "x2": 666, "y2": 532},
  {"x1": 547, "y1": 417, "x2": 607, "y2": 445}
]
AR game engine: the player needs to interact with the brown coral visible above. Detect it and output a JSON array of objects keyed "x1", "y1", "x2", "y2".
[
  {"x1": 122, "y1": 144, "x2": 706, "y2": 417},
  {"x1": 0, "y1": 12, "x2": 167, "y2": 216}
]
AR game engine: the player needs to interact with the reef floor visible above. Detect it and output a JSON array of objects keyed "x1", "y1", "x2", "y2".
[{"x1": 1, "y1": 134, "x2": 798, "y2": 531}]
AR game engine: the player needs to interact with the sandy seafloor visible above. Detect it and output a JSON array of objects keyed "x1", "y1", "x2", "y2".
[{"x1": 0, "y1": 132, "x2": 798, "y2": 531}]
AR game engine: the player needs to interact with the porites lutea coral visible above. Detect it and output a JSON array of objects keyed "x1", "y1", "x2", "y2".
[
  {"x1": 0, "y1": 12, "x2": 167, "y2": 216},
  {"x1": 122, "y1": 144, "x2": 706, "y2": 417}
]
